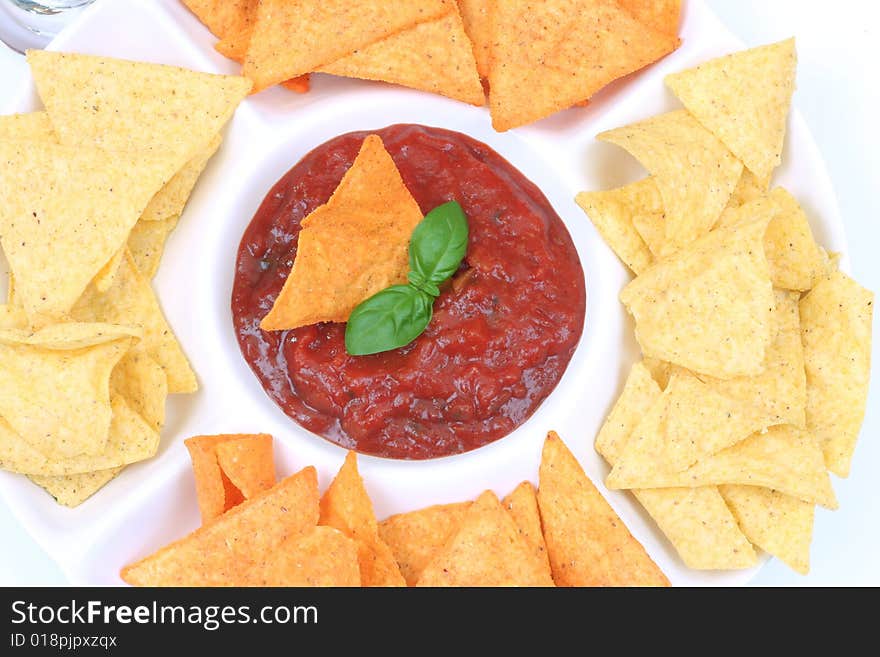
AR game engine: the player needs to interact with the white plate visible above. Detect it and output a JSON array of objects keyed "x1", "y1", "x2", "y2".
[{"x1": 0, "y1": 0, "x2": 850, "y2": 586}]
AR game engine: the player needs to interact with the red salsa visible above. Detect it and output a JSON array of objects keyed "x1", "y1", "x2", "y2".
[{"x1": 232, "y1": 125, "x2": 585, "y2": 459}]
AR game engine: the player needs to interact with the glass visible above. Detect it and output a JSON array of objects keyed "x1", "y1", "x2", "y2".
[{"x1": 0, "y1": 0, "x2": 95, "y2": 53}]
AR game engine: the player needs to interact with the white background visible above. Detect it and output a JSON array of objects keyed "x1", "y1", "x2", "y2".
[{"x1": 0, "y1": 0, "x2": 877, "y2": 586}]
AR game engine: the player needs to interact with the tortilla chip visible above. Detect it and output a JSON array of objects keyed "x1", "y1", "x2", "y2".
[
  {"x1": 618, "y1": 0, "x2": 681, "y2": 35},
  {"x1": 260, "y1": 134, "x2": 423, "y2": 330},
  {"x1": 599, "y1": 110, "x2": 743, "y2": 252},
  {"x1": 214, "y1": 435, "x2": 275, "y2": 499},
  {"x1": 720, "y1": 484, "x2": 813, "y2": 575},
  {"x1": 248, "y1": 526, "x2": 361, "y2": 587},
  {"x1": 183, "y1": 0, "x2": 257, "y2": 61},
  {"x1": 659, "y1": 371, "x2": 784, "y2": 472},
  {"x1": 0, "y1": 111, "x2": 56, "y2": 141},
  {"x1": 575, "y1": 178, "x2": 662, "y2": 275},
  {"x1": 0, "y1": 140, "x2": 180, "y2": 319},
  {"x1": 665, "y1": 39, "x2": 797, "y2": 182},
  {"x1": 764, "y1": 188, "x2": 828, "y2": 291},
  {"x1": 0, "y1": 324, "x2": 138, "y2": 458},
  {"x1": 29, "y1": 467, "x2": 124, "y2": 508},
  {"x1": 185, "y1": 434, "x2": 274, "y2": 523},
  {"x1": 641, "y1": 357, "x2": 678, "y2": 390},
  {"x1": 631, "y1": 212, "x2": 666, "y2": 259},
  {"x1": 417, "y1": 490, "x2": 554, "y2": 586},
  {"x1": 0, "y1": 394, "x2": 159, "y2": 476},
  {"x1": 93, "y1": 248, "x2": 125, "y2": 294},
  {"x1": 128, "y1": 215, "x2": 179, "y2": 280},
  {"x1": 727, "y1": 169, "x2": 768, "y2": 209},
  {"x1": 243, "y1": 0, "x2": 450, "y2": 92},
  {"x1": 502, "y1": 481, "x2": 552, "y2": 580},
  {"x1": 800, "y1": 271, "x2": 874, "y2": 477},
  {"x1": 320, "y1": 8, "x2": 484, "y2": 106},
  {"x1": 699, "y1": 289, "x2": 806, "y2": 427},
  {"x1": 607, "y1": 424, "x2": 838, "y2": 509},
  {"x1": 141, "y1": 134, "x2": 222, "y2": 222},
  {"x1": 121, "y1": 467, "x2": 319, "y2": 586},
  {"x1": 72, "y1": 250, "x2": 198, "y2": 394},
  {"x1": 489, "y1": 0, "x2": 679, "y2": 131},
  {"x1": 378, "y1": 502, "x2": 471, "y2": 586},
  {"x1": 110, "y1": 347, "x2": 168, "y2": 432},
  {"x1": 538, "y1": 431, "x2": 669, "y2": 586},
  {"x1": 319, "y1": 451, "x2": 405, "y2": 587},
  {"x1": 456, "y1": 0, "x2": 493, "y2": 78},
  {"x1": 27, "y1": 50, "x2": 250, "y2": 164},
  {"x1": 280, "y1": 75, "x2": 311, "y2": 93},
  {"x1": 0, "y1": 304, "x2": 28, "y2": 330},
  {"x1": 595, "y1": 362, "x2": 756, "y2": 570},
  {"x1": 620, "y1": 212, "x2": 775, "y2": 378}
]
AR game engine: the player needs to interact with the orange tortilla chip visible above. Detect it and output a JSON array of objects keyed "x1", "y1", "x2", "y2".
[
  {"x1": 417, "y1": 490, "x2": 555, "y2": 586},
  {"x1": 319, "y1": 452, "x2": 405, "y2": 587},
  {"x1": 280, "y1": 75, "x2": 311, "y2": 93},
  {"x1": 618, "y1": 0, "x2": 682, "y2": 35},
  {"x1": 121, "y1": 467, "x2": 319, "y2": 586},
  {"x1": 456, "y1": 0, "x2": 493, "y2": 78},
  {"x1": 378, "y1": 502, "x2": 471, "y2": 586},
  {"x1": 243, "y1": 0, "x2": 450, "y2": 92},
  {"x1": 249, "y1": 526, "x2": 361, "y2": 587},
  {"x1": 319, "y1": 8, "x2": 484, "y2": 106},
  {"x1": 185, "y1": 434, "x2": 275, "y2": 523},
  {"x1": 260, "y1": 134, "x2": 423, "y2": 330},
  {"x1": 183, "y1": 0, "x2": 257, "y2": 61},
  {"x1": 502, "y1": 481, "x2": 552, "y2": 580},
  {"x1": 537, "y1": 431, "x2": 669, "y2": 586},
  {"x1": 488, "y1": 0, "x2": 679, "y2": 131}
]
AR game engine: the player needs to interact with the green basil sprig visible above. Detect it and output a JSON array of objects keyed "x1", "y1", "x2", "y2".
[{"x1": 345, "y1": 201, "x2": 468, "y2": 356}]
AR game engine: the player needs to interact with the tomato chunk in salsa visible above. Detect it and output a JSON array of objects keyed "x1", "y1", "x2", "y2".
[{"x1": 232, "y1": 124, "x2": 585, "y2": 459}]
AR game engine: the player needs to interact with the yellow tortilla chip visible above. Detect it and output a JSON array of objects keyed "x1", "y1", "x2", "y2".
[
  {"x1": 489, "y1": 0, "x2": 679, "y2": 131},
  {"x1": 800, "y1": 271, "x2": 873, "y2": 477},
  {"x1": 659, "y1": 371, "x2": 784, "y2": 472},
  {"x1": 631, "y1": 212, "x2": 665, "y2": 260},
  {"x1": 121, "y1": 467, "x2": 319, "y2": 586},
  {"x1": 607, "y1": 424, "x2": 838, "y2": 509},
  {"x1": 243, "y1": 0, "x2": 450, "y2": 92},
  {"x1": 260, "y1": 134, "x2": 423, "y2": 330},
  {"x1": 93, "y1": 248, "x2": 125, "y2": 294},
  {"x1": 665, "y1": 39, "x2": 797, "y2": 182},
  {"x1": 128, "y1": 215, "x2": 179, "y2": 280},
  {"x1": 110, "y1": 347, "x2": 168, "y2": 432},
  {"x1": 0, "y1": 304, "x2": 28, "y2": 330},
  {"x1": 417, "y1": 490, "x2": 554, "y2": 587},
  {"x1": 29, "y1": 467, "x2": 124, "y2": 508},
  {"x1": 641, "y1": 357, "x2": 678, "y2": 390},
  {"x1": 618, "y1": 0, "x2": 681, "y2": 35},
  {"x1": 320, "y1": 8, "x2": 484, "y2": 106},
  {"x1": 720, "y1": 484, "x2": 813, "y2": 575},
  {"x1": 575, "y1": 178, "x2": 662, "y2": 275},
  {"x1": 764, "y1": 188, "x2": 828, "y2": 291},
  {"x1": 319, "y1": 451, "x2": 405, "y2": 587},
  {"x1": 502, "y1": 481, "x2": 552, "y2": 581},
  {"x1": 248, "y1": 526, "x2": 361, "y2": 587},
  {"x1": 27, "y1": 50, "x2": 250, "y2": 164},
  {"x1": 727, "y1": 169, "x2": 768, "y2": 209},
  {"x1": 595, "y1": 362, "x2": 756, "y2": 570},
  {"x1": 72, "y1": 250, "x2": 198, "y2": 394},
  {"x1": 0, "y1": 324, "x2": 138, "y2": 458},
  {"x1": 599, "y1": 110, "x2": 743, "y2": 252},
  {"x1": 538, "y1": 431, "x2": 669, "y2": 586},
  {"x1": 141, "y1": 135, "x2": 222, "y2": 222},
  {"x1": 0, "y1": 139, "x2": 180, "y2": 319},
  {"x1": 0, "y1": 394, "x2": 159, "y2": 476},
  {"x1": 456, "y1": 0, "x2": 493, "y2": 78},
  {"x1": 699, "y1": 290, "x2": 806, "y2": 428},
  {"x1": 620, "y1": 212, "x2": 775, "y2": 378},
  {"x1": 0, "y1": 111, "x2": 56, "y2": 141},
  {"x1": 378, "y1": 502, "x2": 471, "y2": 586}
]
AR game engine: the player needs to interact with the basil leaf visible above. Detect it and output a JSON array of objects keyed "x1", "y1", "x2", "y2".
[
  {"x1": 345, "y1": 285, "x2": 434, "y2": 356},
  {"x1": 409, "y1": 201, "x2": 469, "y2": 286}
]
